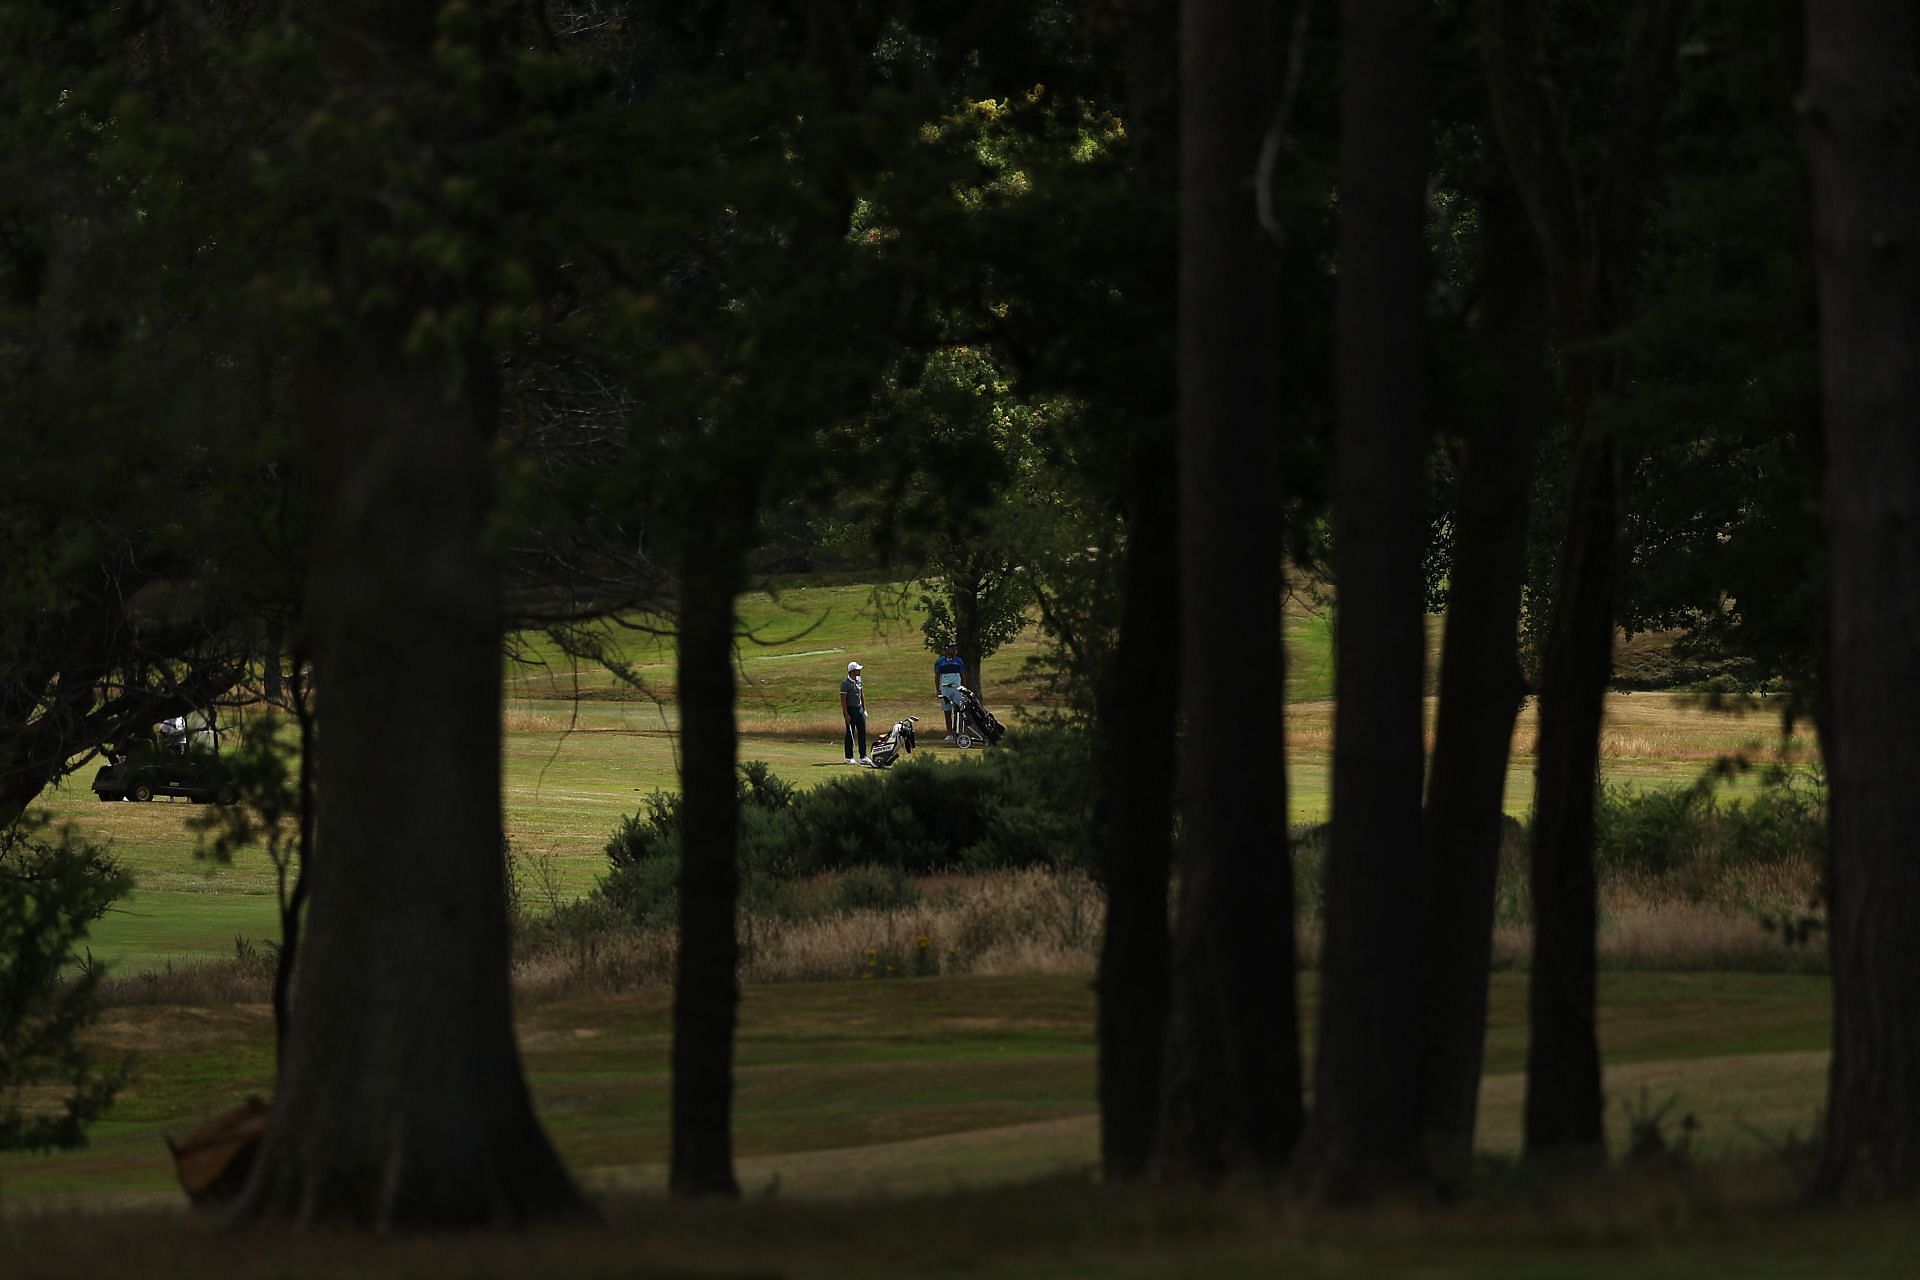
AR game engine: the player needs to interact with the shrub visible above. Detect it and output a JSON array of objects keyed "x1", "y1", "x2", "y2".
[
  {"x1": 833, "y1": 866, "x2": 921, "y2": 914},
  {"x1": 597, "y1": 729, "x2": 1096, "y2": 922},
  {"x1": 600, "y1": 854, "x2": 680, "y2": 926},
  {"x1": 1, "y1": 823, "x2": 132, "y2": 1153},
  {"x1": 1594, "y1": 768, "x2": 1825, "y2": 881},
  {"x1": 1595, "y1": 782, "x2": 1714, "y2": 876}
]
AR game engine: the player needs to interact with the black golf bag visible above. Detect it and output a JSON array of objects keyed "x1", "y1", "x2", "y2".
[
  {"x1": 870, "y1": 715, "x2": 919, "y2": 768},
  {"x1": 951, "y1": 686, "x2": 1005, "y2": 748}
]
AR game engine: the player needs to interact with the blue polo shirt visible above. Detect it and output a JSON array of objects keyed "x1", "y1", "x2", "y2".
[{"x1": 935, "y1": 655, "x2": 964, "y2": 684}]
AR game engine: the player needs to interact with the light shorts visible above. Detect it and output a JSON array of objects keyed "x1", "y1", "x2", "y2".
[{"x1": 939, "y1": 680, "x2": 962, "y2": 711}]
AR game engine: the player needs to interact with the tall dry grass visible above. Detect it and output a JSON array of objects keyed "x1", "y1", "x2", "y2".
[
  {"x1": 512, "y1": 868, "x2": 1105, "y2": 998},
  {"x1": 97, "y1": 797, "x2": 1821, "y2": 1011},
  {"x1": 97, "y1": 956, "x2": 274, "y2": 1008},
  {"x1": 514, "y1": 846, "x2": 1824, "y2": 1001}
]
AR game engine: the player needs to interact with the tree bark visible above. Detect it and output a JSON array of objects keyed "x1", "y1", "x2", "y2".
[
  {"x1": 1804, "y1": 0, "x2": 1920, "y2": 1200},
  {"x1": 234, "y1": 3, "x2": 586, "y2": 1227},
  {"x1": 670, "y1": 545, "x2": 744, "y2": 1197},
  {"x1": 1091, "y1": 0, "x2": 1181, "y2": 1184},
  {"x1": 235, "y1": 342, "x2": 585, "y2": 1229},
  {"x1": 270, "y1": 658, "x2": 316, "y2": 1071},
  {"x1": 1480, "y1": 0, "x2": 1687, "y2": 1167},
  {"x1": 1417, "y1": 133, "x2": 1547, "y2": 1178},
  {"x1": 954, "y1": 576, "x2": 985, "y2": 695},
  {"x1": 1094, "y1": 433, "x2": 1180, "y2": 1180},
  {"x1": 1520, "y1": 408, "x2": 1618, "y2": 1160},
  {"x1": 1154, "y1": 0, "x2": 1300, "y2": 1184},
  {"x1": 1295, "y1": 0, "x2": 1431, "y2": 1195}
]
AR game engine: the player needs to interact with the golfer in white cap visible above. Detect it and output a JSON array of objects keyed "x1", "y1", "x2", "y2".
[{"x1": 840, "y1": 661, "x2": 870, "y2": 765}]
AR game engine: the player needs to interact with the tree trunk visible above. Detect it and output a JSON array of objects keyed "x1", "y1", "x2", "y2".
[
  {"x1": 1804, "y1": 0, "x2": 1920, "y2": 1200},
  {"x1": 1153, "y1": 0, "x2": 1300, "y2": 1184},
  {"x1": 270, "y1": 659, "x2": 316, "y2": 1071},
  {"x1": 954, "y1": 576, "x2": 985, "y2": 696},
  {"x1": 1479, "y1": 0, "x2": 1686, "y2": 1169},
  {"x1": 235, "y1": 344, "x2": 585, "y2": 1229},
  {"x1": 670, "y1": 546, "x2": 744, "y2": 1198},
  {"x1": 1296, "y1": 0, "x2": 1431, "y2": 1195},
  {"x1": 1093, "y1": 0, "x2": 1181, "y2": 1183},
  {"x1": 1094, "y1": 433, "x2": 1180, "y2": 1180},
  {"x1": 1417, "y1": 133, "x2": 1547, "y2": 1178},
  {"x1": 1521, "y1": 402, "x2": 1618, "y2": 1161}
]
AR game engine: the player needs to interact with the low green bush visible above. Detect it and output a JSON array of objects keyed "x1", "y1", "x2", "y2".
[
  {"x1": 832, "y1": 865, "x2": 921, "y2": 914},
  {"x1": 1596, "y1": 784, "x2": 1713, "y2": 876},
  {"x1": 1, "y1": 824, "x2": 131, "y2": 1153},
  {"x1": 1595, "y1": 767, "x2": 1825, "y2": 878},
  {"x1": 598, "y1": 729, "x2": 1096, "y2": 923}
]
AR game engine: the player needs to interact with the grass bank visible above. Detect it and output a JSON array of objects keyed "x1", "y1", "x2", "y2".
[{"x1": 0, "y1": 972, "x2": 1832, "y2": 1210}]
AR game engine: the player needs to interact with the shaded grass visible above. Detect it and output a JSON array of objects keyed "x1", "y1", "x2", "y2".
[
  {"x1": 0, "y1": 972, "x2": 1830, "y2": 1209},
  {"x1": 8, "y1": 1167, "x2": 1920, "y2": 1280}
]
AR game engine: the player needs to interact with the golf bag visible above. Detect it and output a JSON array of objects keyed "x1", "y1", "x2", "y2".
[
  {"x1": 870, "y1": 715, "x2": 919, "y2": 768},
  {"x1": 951, "y1": 686, "x2": 1005, "y2": 748}
]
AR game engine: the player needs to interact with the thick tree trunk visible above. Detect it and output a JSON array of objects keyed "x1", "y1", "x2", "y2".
[
  {"x1": 1804, "y1": 0, "x2": 1920, "y2": 1200},
  {"x1": 1094, "y1": 434, "x2": 1179, "y2": 1180},
  {"x1": 1154, "y1": 0, "x2": 1300, "y2": 1184},
  {"x1": 1521, "y1": 402, "x2": 1619, "y2": 1161},
  {"x1": 1417, "y1": 139, "x2": 1547, "y2": 1177},
  {"x1": 1093, "y1": 0, "x2": 1181, "y2": 1183},
  {"x1": 235, "y1": 345, "x2": 585, "y2": 1229},
  {"x1": 1296, "y1": 0, "x2": 1431, "y2": 1195},
  {"x1": 670, "y1": 547, "x2": 744, "y2": 1198}
]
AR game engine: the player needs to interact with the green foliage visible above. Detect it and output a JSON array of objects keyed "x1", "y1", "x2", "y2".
[
  {"x1": 599, "y1": 731, "x2": 1095, "y2": 918},
  {"x1": 0, "y1": 823, "x2": 131, "y2": 1153},
  {"x1": 189, "y1": 716, "x2": 301, "y2": 872},
  {"x1": 1594, "y1": 766, "x2": 1826, "y2": 880},
  {"x1": 833, "y1": 867, "x2": 923, "y2": 915}
]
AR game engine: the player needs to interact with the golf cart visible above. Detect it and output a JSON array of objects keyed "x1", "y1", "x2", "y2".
[{"x1": 92, "y1": 710, "x2": 237, "y2": 804}]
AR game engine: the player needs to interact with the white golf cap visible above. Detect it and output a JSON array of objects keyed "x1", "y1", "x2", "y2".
[{"x1": 847, "y1": 661, "x2": 862, "y2": 672}]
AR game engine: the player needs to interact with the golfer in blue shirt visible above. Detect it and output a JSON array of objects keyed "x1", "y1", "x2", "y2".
[{"x1": 934, "y1": 642, "x2": 965, "y2": 742}]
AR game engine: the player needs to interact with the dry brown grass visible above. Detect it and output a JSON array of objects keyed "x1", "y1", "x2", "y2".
[
  {"x1": 514, "y1": 841, "x2": 1824, "y2": 1000},
  {"x1": 502, "y1": 708, "x2": 566, "y2": 733},
  {"x1": 1488, "y1": 905, "x2": 1826, "y2": 974},
  {"x1": 513, "y1": 869, "x2": 1106, "y2": 997},
  {"x1": 96, "y1": 957, "x2": 274, "y2": 1008},
  {"x1": 735, "y1": 712, "x2": 848, "y2": 736},
  {"x1": 1282, "y1": 692, "x2": 1820, "y2": 765}
]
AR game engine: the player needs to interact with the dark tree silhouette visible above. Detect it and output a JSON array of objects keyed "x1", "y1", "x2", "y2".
[
  {"x1": 1296, "y1": 0, "x2": 1432, "y2": 1194},
  {"x1": 236, "y1": 347, "x2": 585, "y2": 1229},
  {"x1": 1803, "y1": 0, "x2": 1920, "y2": 1201},
  {"x1": 1091, "y1": 0, "x2": 1182, "y2": 1182},
  {"x1": 234, "y1": 4, "x2": 586, "y2": 1227},
  {"x1": 669, "y1": 543, "x2": 745, "y2": 1197},
  {"x1": 1417, "y1": 126, "x2": 1549, "y2": 1178},
  {"x1": 1155, "y1": 0, "x2": 1301, "y2": 1183},
  {"x1": 1482, "y1": 0, "x2": 1687, "y2": 1161}
]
